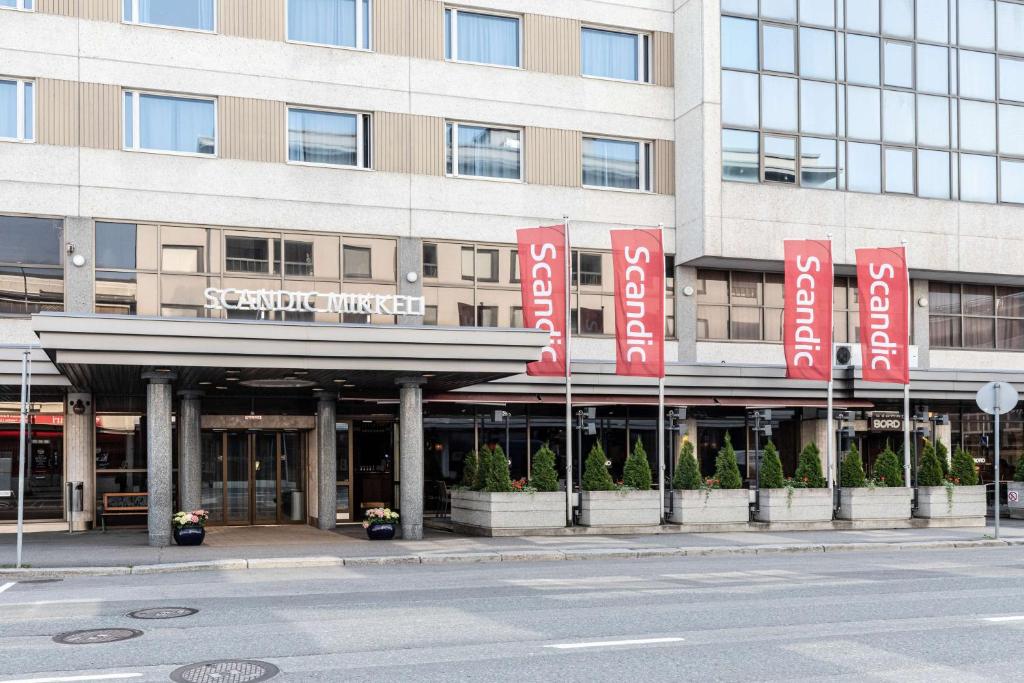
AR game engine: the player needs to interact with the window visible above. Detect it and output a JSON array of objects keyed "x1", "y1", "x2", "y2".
[
  {"x1": 275, "y1": 240, "x2": 313, "y2": 276},
  {"x1": 930, "y1": 282, "x2": 1024, "y2": 350},
  {"x1": 461, "y1": 246, "x2": 474, "y2": 281},
  {"x1": 0, "y1": 78, "x2": 33, "y2": 142},
  {"x1": 123, "y1": 0, "x2": 215, "y2": 31},
  {"x1": 343, "y1": 245, "x2": 372, "y2": 279},
  {"x1": 722, "y1": 129, "x2": 759, "y2": 182},
  {"x1": 509, "y1": 250, "x2": 519, "y2": 283},
  {"x1": 511, "y1": 306, "x2": 524, "y2": 328},
  {"x1": 287, "y1": 0, "x2": 372, "y2": 50},
  {"x1": 582, "y1": 137, "x2": 651, "y2": 191},
  {"x1": 444, "y1": 8, "x2": 519, "y2": 67},
  {"x1": 0, "y1": 0, "x2": 33, "y2": 9},
  {"x1": 123, "y1": 91, "x2": 215, "y2": 155},
  {"x1": 581, "y1": 27, "x2": 650, "y2": 83},
  {"x1": 476, "y1": 305, "x2": 498, "y2": 327},
  {"x1": 423, "y1": 305, "x2": 438, "y2": 325},
  {"x1": 722, "y1": 16, "x2": 758, "y2": 70},
  {"x1": 226, "y1": 237, "x2": 269, "y2": 273},
  {"x1": 288, "y1": 108, "x2": 370, "y2": 168},
  {"x1": 423, "y1": 243, "x2": 438, "y2": 278},
  {"x1": 162, "y1": 246, "x2": 203, "y2": 273},
  {"x1": 445, "y1": 122, "x2": 521, "y2": 180},
  {"x1": 0, "y1": 215, "x2": 63, "y2": 316},
  {"x1": 575, "y1": 252, "x2": 602, "y2": 286},
  {"x1": 96, "y1": 222, "x2": 137, "y2": 270},
  {"x1": 763, "y1": 135, "x2": 796, "y2": 183},
  {"x1": 475, "y1": 249, "x2": 498, "y2": 282},
  {"x1": 696, "y1": 270, "x2": 784, "y2": 342}
]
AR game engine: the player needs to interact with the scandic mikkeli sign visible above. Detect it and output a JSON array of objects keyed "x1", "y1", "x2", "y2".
[{"x1": 204, "y1": 287, "x2": 426, "y2": 316}]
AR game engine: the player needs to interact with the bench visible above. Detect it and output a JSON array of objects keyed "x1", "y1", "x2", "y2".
[{"x1": 100, "y1": 492, "x2": 148, "y2": 532}]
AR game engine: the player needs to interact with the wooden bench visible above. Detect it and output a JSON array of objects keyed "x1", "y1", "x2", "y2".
[{"x1": 100, "y1": 492, "x2": 148, "y2": 532}]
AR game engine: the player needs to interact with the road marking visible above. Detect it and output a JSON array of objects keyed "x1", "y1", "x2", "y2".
[
  {"x1": 545, "y1": 637, "x2": 684, "y2": 650},
  {"x1": 0, "y1": 582, "x2": 15, "y2": 594},
  {"x1": 984, "y1": 615, "x2": 1024, "y2": 622},
  {"x1": 0, "y1": 674, "x2": 143, "y2": 683},
  {"x1": 0, "y1": 598, "x2": 104, "y2": 607}
]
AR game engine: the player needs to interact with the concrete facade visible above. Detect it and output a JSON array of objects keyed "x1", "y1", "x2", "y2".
[{"x1": 316, "y1": 394, "x2": 338, "y2": 532}]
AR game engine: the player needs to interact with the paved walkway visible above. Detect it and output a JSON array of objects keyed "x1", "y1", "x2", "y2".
[{"x1": 3, "y1": 520, "x2": 1024, "y2": 569}]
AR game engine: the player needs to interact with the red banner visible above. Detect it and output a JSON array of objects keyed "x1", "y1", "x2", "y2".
[
  {"x1": 516, "y1": 224, "x2": 568, "y2": 377},
  {"x1": 783, "y1": 240, "x2": 833, "y2": 382},
  {"x1": 611, "y1": 228, "x2": 665, "y2": 378},
  {"x1": 856, "y1": 247, "x2": 910, "y2": 385}
]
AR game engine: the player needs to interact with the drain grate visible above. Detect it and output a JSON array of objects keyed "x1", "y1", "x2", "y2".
[
  {"x1": 128, "y1": 607, "x2": 198, "y2": 620},
  {"x1": 53, "y1": 628, "x2": 143, "y2": 645},
  {"x1": 170, "y1": 660, "x2": 280, "y2": 683}
]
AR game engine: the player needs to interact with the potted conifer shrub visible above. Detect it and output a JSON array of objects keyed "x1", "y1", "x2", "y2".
[
  {"x1": 669, "y1": 437, "x2": 750, "y2": 525},
  {"x1": 914, "y1": 441, "x2": 985, "y2": 522},
  {"x1": 755, "y1": 442, "x2": 833, "y2": 523},
  {"x1": 1009, "y1": 459, "x2": 1024, "y2": 520},
  {"x1": 451, "y1": 443, "x2": 566, "y2": 533},
  {"x1": 836, "y1": 443, "x2": 912, "y2": 522},
  {"x1": 579, "y1": 439, "x2": 661, "y2": 526}
]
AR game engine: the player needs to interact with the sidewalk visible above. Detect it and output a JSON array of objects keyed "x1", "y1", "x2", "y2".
[{"x1": 2, "y1": 520, "x2": 1024, "y2": 577}]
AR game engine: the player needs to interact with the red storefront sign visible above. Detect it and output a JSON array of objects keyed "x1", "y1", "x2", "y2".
[
  {"x1": 783, "y1": 239, "x2": 833, "y2": 382},
  {"x1": 611, "y1": 228, "x2": 665, "y2": 378},
  {"x1": 516, "y1": 224, "x2": 568, "y2": 377},
  {"x1": 855, "y1": 247, "x2": 910, "y2": 385}
]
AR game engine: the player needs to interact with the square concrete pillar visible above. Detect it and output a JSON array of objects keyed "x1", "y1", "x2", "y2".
[
  {"x1": 177, "y1": 391, "x2": 203, "y2": 512},
  {"x1": 397, "y1": 377, "x2": 425, "y2": 540},
  {"x1": 145, "y1": 373, "x2": 175, "y2": 547},
  {"x1": 64, "y1": 393, "x2": 94, "y2": 531},
  {"x1": 316, "y1": 393, "x2": 338, "y2": 531}
]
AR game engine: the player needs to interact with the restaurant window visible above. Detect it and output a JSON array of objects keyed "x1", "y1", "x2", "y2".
[
  {"x1": 95, "y1": 416, "x2": 147, "y2": 518},
  {"x1": 287, "y1": 108, "x2": 371, "y2": 168},
  {"x1": 287, "y1": 0, "x2": 372, "y2": 50},
  {"x1": 930, "y1": 281, "x2": 1024, "y2": 350},
  {"x1": 275, "y1": 240, "x2": 313, "y2": 276},
  {"x1": 582, "y1": 137, "x2": 651, "y2": 191},
  {"x1": 162, "y1": 246, "x2": 203, "y2": 273},
  {"x1": 446, "y1": 122, "x2": 522, "y2": 180},
  {"x1": 225, "y1": 237, "x2": 270, "y2": 273},
  {"x1": 343, "y1": 245, "x2": 372, "y2": 279},
  {"x1": 0, "y1": 215, "x2": 63, "y2": 316},
  {"x1": 581, "y1": 27, "x2": 650, "y2": 82},
  {"x1": 0, "y1": 406, "x2": 62, "y2": 521},
  {"x1": 445, "y1": 8, "x2": 520, "y2": 67},
  {"x1": 123, "y1": 90, "x2": 216, "y2": 156},
  {"x1": 423, "y1": 243, "x2": 438, "y2": 278},
  {"x1": 123, "y1": 0, "x2": 215, "y2": 31},
  {"x1": 0, "y1": 77, "x2": 34, "y2": 142}
]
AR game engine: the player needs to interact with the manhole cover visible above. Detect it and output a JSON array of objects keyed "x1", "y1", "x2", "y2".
[
  {"x1": 128, "y1": 607, "x2": 198, "y2": 620},
  {"x1": 170, "y1": 660, "x2": 279, "y2": 683},
  {"x1": 53, "y1": 628, "x2": 143, "y2": 645}
]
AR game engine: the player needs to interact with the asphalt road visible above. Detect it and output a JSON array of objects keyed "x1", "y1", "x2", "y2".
[{"x1": 3, "y1": 547, "x2": 1024, "y2": 682}]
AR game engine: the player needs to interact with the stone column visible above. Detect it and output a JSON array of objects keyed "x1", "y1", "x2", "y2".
[
  {"x1": 397, "y1": 377, "x2": 425, "y2": 540},
  {"x1": 145, "y1": 373, "x2": 175, "y2": 547},
  {"x1": 64, "y1": 393, "x2": 94, "y2": 531},
  {"x1": 397, "y1": 236, "x2": 424, "y2": 326},
  {"x1": 675, "y1": 266, "x2": 698, "y2": 363},
  {"x1": 912, "y1": 279, "x2": 930, "y2": 369},
  {"x1": 177, "y1": 391, "x2": 203, "y2": 512},
  {"x1": 63, "y1": 216, "x2": 96, "y2": 314},
  {"x1": 316, "y1": 393, "x2": 338, "y2": 531}
]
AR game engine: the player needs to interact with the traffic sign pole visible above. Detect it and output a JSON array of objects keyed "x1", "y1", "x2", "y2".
[
  {"x1": 976, "y1": 381, "x2": 1020, "y2": 541},
  {"x1": 995, "y1": 383, "x2": 1001, "y2": 540}
]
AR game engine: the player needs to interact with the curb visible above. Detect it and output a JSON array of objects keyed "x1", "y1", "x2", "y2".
[{"x1": 0, "y1": 538, "x2": 1014, "y2": 579}]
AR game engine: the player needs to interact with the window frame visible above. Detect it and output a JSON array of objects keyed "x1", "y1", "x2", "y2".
[
  {"x1": 581, "y1": 134, "x2": 653, "y2": 192},
  {"x1": 444, "y1": 6, "x2": 523, "y2": 69},
  {"x1": 929, "y1": 281, "x2": 1024, "y2": 351},
  {"x1": 342, "y1": 244, "x2": 373, "y2": 280},
  {"x1": 0, "y1": 0, "x2": 33, "y2": 10},
  {"x1": 122, "y1": 89, "x2": 218, "y2": 158},
  {"x1": 445, "y1": 120, "x2": 524, "y2": 183},
  {"x1": 580, "y1": 25, "x2": 652, "y2": 84},
  {"x1": 285, "y1": 105, "x2": 372, "y2": 170},
  {"x1": 285, "y1": 0, "x2": 373, "y2": 52},
  {"x1": 423, "y1": 243, "x2": 439, "y2": 279},
  {"x1": 122, "y1": 0, "x2": 217, "y2": 33},
  {"x1": 0, "y1": 78, "x2": 34, "y2": 144}
]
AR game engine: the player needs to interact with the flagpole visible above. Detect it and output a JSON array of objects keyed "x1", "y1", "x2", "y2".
[
  {"x1": 657, "y1": 224, "x2": 666, "y2": 522},
  {"x1": 564, "y1": 215, "x2": 573, "y2": 526},
  {"x1": 901, "y1": 240, "x2": 911, "y2": 489},
  {"x1": 826, "y1": 234, "x2": 835, "y2": 493}
]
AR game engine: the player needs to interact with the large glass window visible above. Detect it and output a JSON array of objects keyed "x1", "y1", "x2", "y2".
[
  {"x1": 343, "y1": 245, "x2": 372, "y2": 279},
  {"x1": 287, "y1": 108, "x2": 370, "y2": 168},
  {"x1": 930, "y1": 281, "x2": 1024, "y2": 350},
  {"x1": 0, "y1": 78, "x2": 33, "y2": 142},
  {"x1": 287, "y1": 0, "x2": 372, "y2": 50},
  {"x1": 722, "y1": 16, "x2": 758, "y2": 70},
  {"x1": 226, "y1": 237, "x2": 270, "y2": 274},
  {"x1": 0, "y1": 215, "x2": 63, "y2": 316},
  {"x1": 444, "y1": 8, "x2": 519, "y2": 67},
  {"x1": 96, "y1": 222, "x2": 138, "y2": 270},
  {"x1": 445, "y1": 122, "x2": 521, "y2": 180},
  {"x1": 123, "y1": 91, "x2": 215, "y2": 155},
  {"x1": 123, "y1": 0, "x2": 214, "y2": 31},
  {"x1": 581, "y1": 27, "x2": 650, "y2": 82},
  {"x1": 582, "y1": 137, "x2": 651, "y2": 191}
]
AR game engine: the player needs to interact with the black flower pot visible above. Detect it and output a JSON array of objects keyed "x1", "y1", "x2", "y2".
[
  {"x1": 173, "y1": 525, "x2": 206, "y2": 546},
  {"x1": 366, "y1": 523, "x2": 396, "y2": 540}
]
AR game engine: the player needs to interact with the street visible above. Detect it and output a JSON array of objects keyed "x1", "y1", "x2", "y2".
[{"x1": 3, "y1": 547, "x2": 1024, "y2": 681}]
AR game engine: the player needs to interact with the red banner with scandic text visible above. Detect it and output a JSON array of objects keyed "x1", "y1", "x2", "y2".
[
  {"x1": 516, "y1": 225, "x2": 568, "y2": 377},
  {"x1": 783, "y1": 240, "x2": 833, "y2": 382},
  {"x1": 855, "y1": 247, "x2": 910, "y2": 385},
  {"x1": 611, "y1": 228, "x2": 665, "y2": 378}
]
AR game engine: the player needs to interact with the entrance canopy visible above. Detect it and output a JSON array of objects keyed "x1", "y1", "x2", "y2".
[{"x1": 31, "y1": 314, "x2": 550, "y2": 396}]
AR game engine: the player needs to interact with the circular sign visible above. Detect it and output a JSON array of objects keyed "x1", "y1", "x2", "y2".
[
  {"x1": 976, "y1": 382, "x2": 1019, "y2": 416},
  {"x1": 1010, "y1": 490, "x2": 1020, "y2": 503}
]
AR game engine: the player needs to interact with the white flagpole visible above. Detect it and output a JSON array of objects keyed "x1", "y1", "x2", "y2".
[
  {"x1": 563, "y1": 216, "x2": 573, "y2": 526},
  {"x1": 657, "y1": 224, "x2": 666, "y2": 523},
  {"x1": 901, "y1": 240, "x2": 911, "y2": 488},
  {"x1": 826, "y1": 235, "x2": 835, "y2": 493}
]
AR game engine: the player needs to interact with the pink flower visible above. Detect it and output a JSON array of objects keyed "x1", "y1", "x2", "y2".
[{"x1": 189, "y1": 514, "x2": 199, "y2": 524}]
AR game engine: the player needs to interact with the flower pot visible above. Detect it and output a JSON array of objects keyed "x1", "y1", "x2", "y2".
[
  {"x1": 366, "y1": 523, "x2": 396, "y2": 540},
  {"x1": 173, "y1": 525, "x2": 205, "y2": 546},
  {"x1": 1009, "y1": 482, "x2": 1024, "y2": 520},
  {"x1": 755, "y1": 488, "x2": 833, "y2": 523},
  {"x1": 578, "y1": 490, "x2": 661, "y2": 527},
  {"x1": 914, "y1": 485, "x2": 986, "y2": 520},
  {"x1": 669, "y1": 489, "x2": 750, "y2": 524},
  {"x1": 836, "y1": 487, "x2": 912, "y2": 521},
  {"x1": 451, "y1": 490, "x2": 565, "y2": 530}
]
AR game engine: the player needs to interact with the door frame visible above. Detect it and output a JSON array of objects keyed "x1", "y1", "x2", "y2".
[{"x1": 209, "y1": 429, "x2": 307, "y2": 526}]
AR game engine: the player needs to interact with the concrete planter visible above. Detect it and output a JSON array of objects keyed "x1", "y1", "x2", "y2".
[
  {"x1": 579, "y1": 490, "x2": 661, "y2": 527},
  {"x1": 1009, "y1": 482, "x2": 1024, "y2": 520},
  {"x1": 669, "y1": 489, "x2": 749, "y2": 524},
  {"x1": 755, "y1": 488, "x2": 833, "y2": 523},
  {"x1": 836, "y1": 487, "x2": 912, "y2": 521},
  {"x1": 450, "y1": 490, "x2": 565, "y2": 530},
  {"x1": 914, "y1": 485, "x2": 986, "y2": 519}
]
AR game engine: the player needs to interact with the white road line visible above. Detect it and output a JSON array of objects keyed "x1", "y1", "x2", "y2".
[
  {"x1": 0, "y1": 582, "x2": 15, "y2": 595},
  {"x1": 984, "y1": 615, "x2": 1024, "y2": 622},
  {"x1": 0, "y1": 674, "x2": 143, "y2": 683},
  {"x1": 0, "y1": 598, "x2": 104, "y2": 607},
  {"x1": 545, "y1": 637, "x2": 684, "y2": 650}
]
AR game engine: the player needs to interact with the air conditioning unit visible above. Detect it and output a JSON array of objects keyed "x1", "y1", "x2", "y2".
[{"x1": 834, "y1": 344, "x2": 919, "y2": 368}]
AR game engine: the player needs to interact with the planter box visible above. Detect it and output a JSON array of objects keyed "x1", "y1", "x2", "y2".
[
  {"x1": 915, "y1": 485, "x2": 986, "y2": 519},
  {"x1": 755, "y1": 488, "x2": 833, "y2": 523},
  {"x1": 579, "y1": 490, "x2": 661, "y2": 527},
  {"x1": 1009, "y1": 482, "x2": 1024, "y2": 520},
  {"x1": 451, "y1": 490, "x2": 565, "y2": 530},
  {"x1": 836, "y1": 487, "x2": 912, "y2": 521},
  {"x1": 669, "y1": 489, "x2": 749, "y2": 524}
]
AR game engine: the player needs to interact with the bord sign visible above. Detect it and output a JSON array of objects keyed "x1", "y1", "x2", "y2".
[
  {"x1": 204, "y1": 288, "x2": 425, "y2": 317},
  {"x1": 868, "y1": 412, "x2": 904, "y2": 432}
]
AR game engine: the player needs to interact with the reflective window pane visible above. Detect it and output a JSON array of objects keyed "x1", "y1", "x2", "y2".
[
  {"x1": 916, "y1": 94, "x2": 950, "y2": 148},
  {"x1": 884, "y1": 147, "x2": 914, "y2": 193},
  {"x1": 1000, "y1": 104, "x2": 1024, "y2": 156},
  {"x1": 800, "y1": 137, "x2": 838, "y2": 189},
  {"x1": 721, "y1": 0, "x2": 758, "y2": 14},
  {"x1": 916, "y1": 44, "x2": 949, "y2": 94},
  {"x1": 958, "y1": 50, "x2": 995, "y2": 100},
  {"x1": 799, "y1": 0, "x2": 835, "y2": 26},
  {"x1": 763, "y1": 24, "x2": 796, "y2": 73},
  {"x1": 288, "y1": 0, "x2": 361, "y2": 48},
  {"x1": 130, "y1": 0, "x2": 214, "y2": 30},
  {"x1": 722, "y1": 129, "x2": 760, "y2": 182},
  {"x1": 963, "y1": 284, "x2": 994, "y2": 315},
  {"x1": 762, "y1": 0, "x2": 797, "y2": 21},
  {"x1": 881, "y1": 0, "x2": 913, "y2": 38},
  {"x1": 450, "y1": 11, "x2": 519, "y2": 67},
  {"x1": 847, "y1": 142, "x2": 881, "y2": 193},
  {"x1": 0, "y1": 80, "x2": 17, "y2": 139},
  {"x1": 137, "y1": 94, "x2": 215, "y2": 155},
  {"x1": 452, "y1": 124, "x2": 521, "y2": 179},
  {"x1": 722, "y1": 70, "x2": 760, "y2": 127},
  {"x1": 847, "y1": 0, "x2": 879, "y2": 33},
  {"x1": 799, "y1": 27, "x2": 835, "y2": 79},
  {"x1": 0, "y1": 216, "x2": 62, "y2": 265},
  {"x1": 959, "y1": 100, "x2": 996, "y2": 153},
  {"x1": 916, "y1": 0, "x2": 949, "y2": 43},
  {"x1": 960, "y1": 154, "x2": 997, "y2": 203},
  {"x1": 998, "y1": 1, "x2": 1024, "y2": 54},
  {"x1": 883, "y1": 41, "x2": 912, "y2": 88},
  {"x1": 847, "y1": 86, "x2": 881, "y2": 140},
  {"x1": 95, "y1": 222, "x2": 137, "y2": 269},
  {"x1": 1000, "y1": 57, "x2": 1024, "y2": 102},
  {"x1": 288, "y1": 108, "x2": 358, "y2": 166},
  {"x1": 721, "y1": 17, "x2": 758, "y2": 70},
  {"x1": 882, "y1": 90, "x2": 915, "y2": 144},
  {"x1": 958, "y1": 0, "x2": 995, "y2": 50},
  {"x1": 917, "y1": 149, "x2": 950, "y2": 199},
  {"x1": 931, "y1": 282, "x2": 961, "y2": 314},
  {"x1": 846, "y1": 34, "x2": 880, "y2": 85},
  {"x1": 582, "y1": 28, "x2": 640, "y2": 81},
  {"x1": 761, "y1": 75, "x2": 798, "y2": 131},
  {"x1": 800, "y1": 80, "x2": 837, "y2": 135},
  {"x1": 763, "y1": 135, "x2": 797, "y2": 184},
  {"x1": 1001, "y1": 159, "x2": 1024, "y2": 204},
  {"x1": 582, "y1": 137, "x2": 641, "y2": 190}
]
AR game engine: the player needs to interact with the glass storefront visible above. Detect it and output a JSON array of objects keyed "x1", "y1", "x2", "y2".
[{"x1": 0, "y1": 408, "x2": 64, "y2": 521}]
